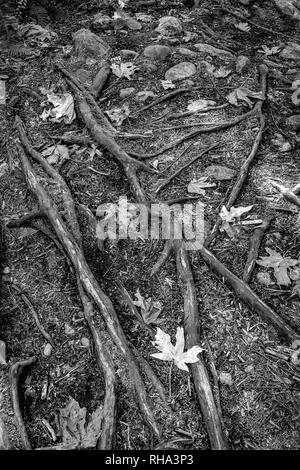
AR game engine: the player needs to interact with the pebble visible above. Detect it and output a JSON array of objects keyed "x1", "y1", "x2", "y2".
[
  {"x1": 165, "y1": 62, "x2": 196, "y2": 81},
  {"x1": 193, "y1": 43, "x2": 235, "y2": 60},
  {"x1": 286, "y1": 114, "x2": 300, "y2": 131},
  {"x1": 236, "y1": 55, "x2": 250, "y2": 74},
  {"x1": 280, "y1": 42, "x2": 300, "y2": 60},
  {"x1": 120, "y1": 87, "x2": 135, "y2": 98},
  {"x1": 155, "y1": 16, "x2": 182, "y2": 35},
  {"x1": 73, "y1": 29, "x2": 110, "y2": 60},
  {"x1": 143, "y1": 45, "x2": 171, "y2": 60}
]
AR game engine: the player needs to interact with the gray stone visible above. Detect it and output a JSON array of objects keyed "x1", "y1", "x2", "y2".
[
  {"x1": 155, "y1": 16, "x2": 182, "y2": 35},
  {"x1": 120, "y1": 49, "x2": 138, "y2": 59},
  {"x1": 286, "y1": 114, "x2": 300, "y2": 130},
  {"x1": 177, "y1": 47, "x2": 197, "y2": 58},
  {"x1": 143, "y1": 62, "x2": 158, "y2": 72},
  {"x1": 121, "y1": 12, "x2": 142, "y2": 30},
  {"x1": 280, "y1": 42, "x2": 300, "y2": 60},
  {"x1": 194, "y1": 43, "x2": 235, "y2": 60},
  {"x1": 143, "y1": 45, "x2": 171, "y2": 60},
  {"x1": 236, "y1": 55, "x2": 250, "y2": 74},
  {"x1": 165, "y1": 62, "x2": 196, "y2": 81},
  {"x1": 73, "y1": 29, "x2": 110, "y2": 60},
  {"x1": 120, "y1": 87, "x2": 135, "y2": 98}
]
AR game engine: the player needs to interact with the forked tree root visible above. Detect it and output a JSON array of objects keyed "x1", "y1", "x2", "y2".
[
  {"x1": 243, "y1": 217, "x2": 273, "y2": 283},
  {"x1": 15, "y1": 140, "x2": 160, "y2": 441},
  {"x1": 9, "y1": 356, "x2": 37, "y2": 450}
]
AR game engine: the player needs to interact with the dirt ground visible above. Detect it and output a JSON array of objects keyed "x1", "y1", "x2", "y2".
[{"x1": 0, "y1": 0, "x2": 300, "y2": 451}]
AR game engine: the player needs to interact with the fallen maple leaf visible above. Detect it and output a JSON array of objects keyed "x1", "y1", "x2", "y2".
[
  {"x1": 187, "y1": 176, "x2": 216, "y2": 195},
  {"x1": 161, "y1": 80, "x2": 175, "y2": 90},
  {"x1": 258, "y1": 45, "x2": 281, "y2": 56},
  {"x1": 256, "y1": 248, "x2": 298, "y2": 286},
  {"x1": 235, "y1": 22, "x2": 251, "y2": 32},
  {"x1": 133, "y1": 289, "x2": 162, "y2": 326},
  {"x1": 42, "y1": 145, "x2": 69, "y2": 165},
  {"x1": 105, "y1": 104, "x2": 130, "y2": 126},
  {"x1": 59, "y1": 397, "x2": 103, "y2": 449},
  {"x1": 151, "y1": 327, "x2": 203, "y2": 371},
  {"x1": 219, "y1": 205, "x2": 253, "y2": 238},
  {"x1": 136, "y1": 90, "x2": 157, "y2": 102},
  {"x1": 41, "y1": 92, "x2": 76, "y2": 124},
  {"x1": 111, "y1": 62, "x2": 137, "y2": 79},
  {"x1": 226, "y1": 87, "x2": 263, "y2": 107}
]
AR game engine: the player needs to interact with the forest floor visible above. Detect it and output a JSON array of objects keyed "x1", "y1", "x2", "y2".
[{"x1": 1, "y1": 0, "x2": 300, "y2": 450}]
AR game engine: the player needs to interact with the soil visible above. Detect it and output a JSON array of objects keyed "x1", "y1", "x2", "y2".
[{"x1": 0, "y1": 0, "x2": 300, "y2": 451}]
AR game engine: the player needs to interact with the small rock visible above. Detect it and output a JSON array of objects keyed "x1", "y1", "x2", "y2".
[
  {"x1": 120, "y1": 87, "x2": 135, "y2": 98},
  {"x1": 204, "y1": 165, "x2": 235, "y2": 181},
  {"x1": 182, "y1": 79, "x2": 194, "y2": 87},
  {"x1": 286, "y1": 114, "x2": 300, "y2": 131},
  {"x1": 118, "y1": 11, "x2": 142, "y2": 30},
  {"x1": 155, "y1": 16, "x2": 182, "y2": 35},
  {"x1": 236, "y1": 55, "x2": 250, "y2": 74},
  {"x1": 73, "y1": 29, "x2": 110, "y2": 60},
  {"x1": 65, "y1": 323, "x2": 75, "y2": 336},
  {"x1": 3, "y1": 266, "x2": 10, "y2": 274},
  {"x1": 253, "y1": 6, "x2": 269, "y2": 20},
  {"x1": 165, "y1": 62, "x2": 196, "y2": 81},
  {"x1": 143, "y1": 45, "x2": 171, "y2": 60},
  {"x1": 81, "y1": 337, "x2": 90, "y2": 348},
  {"x1": 165, "y1": 38, "x2": 181, "y2": 46},
  {"x1": 280, "y1": 42, "x2": 300, "y2": 60},
  {"x1": 274, "y1": 0, "x2": 300, "y2": 21},
  {"x1": 219, "y1": 371, "x2": 233, "y2": 386},
  {"x1": 256, "y1": 271, "x2": 273, "y2": 286},
  {"x1": 193, "y1": 43, "x2": 235, "y2": 60},
  {"x1": 43, "y1": 343, "x2": 52, "y2": 357},
  {"x1": 120, "y1": 49, "x2": 138, "y2": 59},
  {"x1": 177, "y1": 47, "x2": 197, "y2": 58},
  {"x1": 143, "y1": 62, "x2": 158, "y2": 73},
  {"x1": 245, "y1": 364, "x2": 254, "y2": 373},
  {"x1": 92, "y1": 13, "x2": 111, "y2": 32}
]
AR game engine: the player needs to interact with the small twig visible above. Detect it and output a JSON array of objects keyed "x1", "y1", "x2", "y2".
[
  {"x1": 11, "y1": 285, "x2": 55, "y2": 348},
  {"x1": 166, "y1": 103, "x2": 229, "y2": 120},
  {"x1": 270, "y1": 181, "x2": 300, "y2": 209},
  {"x1": 9, "y1": 356, "x2": 36, "y2": 450}
]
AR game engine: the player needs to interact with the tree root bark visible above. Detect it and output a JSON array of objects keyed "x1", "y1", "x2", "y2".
[{"x1": 243, "y1": 217, "x2": 273, "y2": 283}]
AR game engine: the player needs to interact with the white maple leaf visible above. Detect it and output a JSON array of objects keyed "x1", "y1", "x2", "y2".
[
  {"x1": 161, "y1": 80, "x2": 175, "y2": 90},
  {"x1": 151, "y1": 327, "x2": 203, "y2": 372},
  {"x1": 187, "y1": 99, "x2": 216, "y2": 112},
  {"x1": 219, "y1": 205, "x2": 253, "y2": 238},
  {"x1": 111, "y1": 62, "x2": 137, "y2": 79},
  {"x1": 235, "y1": 22, "x2": 251, "y2": 32},
  {"x1": 41, "y1": 92, "x2": 76, "y2": 124},
  {"x1": 256, "y1": 249, "x2": 298, "y2": 286},
  {"x1": 258, "y1": 45, "x2": 281, "y2": 56}
]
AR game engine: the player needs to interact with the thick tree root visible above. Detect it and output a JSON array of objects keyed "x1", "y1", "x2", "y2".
[
  {"x1": 15, "y1": 141, "x2": 160, "y2": 440},
  {"x1": 199, "y1": 246, "x2": 300, "y2": 342},
  {"x1": 9, "y1": 356, "x2": 37, "y2": 450}
]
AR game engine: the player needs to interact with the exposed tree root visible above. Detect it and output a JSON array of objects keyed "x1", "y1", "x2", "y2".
[
  {"x1": 199, "y1": 246, "x2": 300, "y2": 342},
  {"x1": 90, "y1": 61, "x2": 111, "y2": 99},
  {"x1": 243, "y1": 217, "x2": 273, "y2": 283},
  {"x1": 270, "y1": 181, "x2": 300, "y2": 209},
  {"x1": 154, "y1": 142, "x2": 220, "y2": 194},
  {"x1": 144, "y1": 107, "x2": 257, "y2": 159},
  {"x1": 166, "y1": 103, "x2": 229, "y2": 120},
  {"x1": 206, "y1": 64, "x2": 268, "y2": 246},
  {"x1": 7, "y1": 209, "x2": 44, "y2": 228},
  {"x1": 15, "y1": 140, "x2": 160, "y2": 440},
  {"x1": 9, "y1": 356, "x2": 37, "y2": 450},
  {"x1": 175, "y1": 241, "x2": 229, "y2": 450}
]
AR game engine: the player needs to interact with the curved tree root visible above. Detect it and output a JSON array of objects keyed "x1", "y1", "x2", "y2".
[
  {"x1": 243, "y1": 217, "x2": 273, "y2": 283},
  {"x1": 15, "y1": 142, "x2": 160, "y2": 440},
  {"x1": 199, "y1": 246, "x2": 300, "y2": 342},
  {"x1": 175, "y1": 241, "x2": 229, "y2": 450},
  {"x1": 9, "y1": 356, "x2": 37, "y2": 450}
]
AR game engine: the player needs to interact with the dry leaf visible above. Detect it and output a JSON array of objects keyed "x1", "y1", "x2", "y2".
[
  {"x1": 258, "y1": 45, "x2": 281, "y2": 56},
  {"x1": 187, "y1": 99, "x2": 216, "y2": 112},
  {"x1": 161, "y1": 80, "x2": 175, "y2": 90},
  {"x1": 256, "y1": 248, "x2": 298, "y2": 286},
  {"x1": 59, "y1": 397, "x2": 103, "y2": 449},
  {"x1": 187, "y1": 176, "x2": 216, "y2": 195},
  {"x1": 41, "y1": 92, "x2": 76, "y2": 124},
  {"x1": 111, "y1": 62, "x2": 137, "y2": 79},
  {"x1": 151, "y1": 327, "x2": 203, "y2": 372},
  {"x1": 213, "y1": 66, "x2": 231, "y2": 78},
  {"x1": 105, "y1": 104, "x2": 130, "y2": 126},
  {"x1": 136, "y1": 90, "x2": 157, "y2": 102},
  {"x1": 42, "y1": 145, "x2": 69, "y2": 165},
  {"x1": 226, "y1": 87, "x2": 263, "y2": 107},
  {"x1": 133, "y1": 289, "x2": 163, "y2": 326},
  {"x1": 235, "y1": 22, "x2": 251, "y2": 32},
  {"x1": 219, "y1": 205, "x2": 253, "y2": 238}
]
